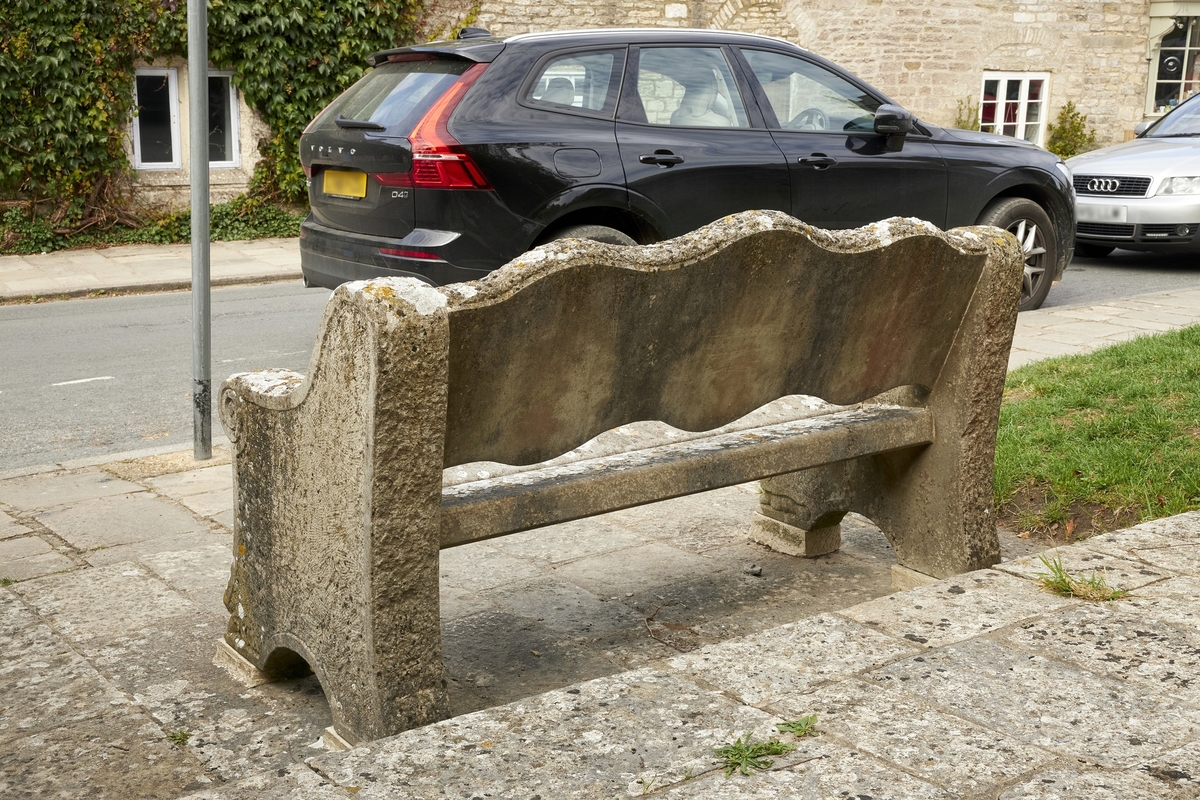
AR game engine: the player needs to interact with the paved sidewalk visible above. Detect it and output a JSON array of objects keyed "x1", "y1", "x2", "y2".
[
  {"x1": 0, "y1": 238, "x2": 300, "y2": 300},
  {"x1": 2, "y1": 244, "x2": 1200, "y2": 797}
]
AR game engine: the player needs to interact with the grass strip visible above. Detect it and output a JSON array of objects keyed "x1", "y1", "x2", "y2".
[{"x1": 995, "y1": 324, "x2": 1200, "y2": 537}]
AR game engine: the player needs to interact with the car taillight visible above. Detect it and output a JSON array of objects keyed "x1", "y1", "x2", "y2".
[
  {"x1": 407, "y1": 63, "x2": 492, "y2": 190},
  {"x1": 380, "y1": 247, "x2": 442, "y2": 260}
]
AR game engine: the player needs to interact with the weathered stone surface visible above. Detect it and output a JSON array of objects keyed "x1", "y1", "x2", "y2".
[
  {"x1": 771, "y1": 678, "x2": 1056, "y2": 794},
  {"x1": 996, "y1": 547, "x2": 1173, "y2": 590},
  {"x1": 0, "y1": 535, "x2": 51, "y2": 561},
  {"x1": 309, "y1": 668, "x2": 782, "y2": 798},
  {"x1": 1137, "y1": 739, "x2": 1200, "y2": 798},
  {"x1": 15, "y1": 562, "x2": 199, "y2": 643},
  {"x1": 0, "y1": 509, "x2": 31, "y2": 540},
  {"x1": 660, "y1": 738, "x2": 953, "y2": 799},
  {"x1": 221, "y1": 211, "x2": 1022, "y2": 740},
  {"x1": 839, "y1": 568, "x2": 1069, "y2": 648},
  {"x1": 997, "y1": 768, "x2": 1179, "y2": 799},
  {"x1": 0, "y1": 549, "x2": 75, "y2": 582},
  {"x1": 36, "y1": 491, "x2": 209, "y2": 552},
  {"x1": 668, "y1": 613, "x2": 918, "y2": 706},
  {"x1": 552, "y1": 541, "x2": 726, "y2": 599},
  {"x1": 144, "y1": 466, "x2": 232, "y2": 499},
  {"x1": 1003, "y1": 601, "x2": 1200, "y2": 706},
  {"x1": 0, "y1": 467, "x2": 141, "y2": 511},
  {"x1": 869, "y1": 637, "x2": 1200, "y2": 768},
  {"x1": 0, "y1": 705, "x2": 211, "y2": 799}
]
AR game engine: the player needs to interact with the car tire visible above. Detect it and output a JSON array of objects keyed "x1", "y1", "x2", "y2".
[
  {"x1": 976, "y1": 198, "x2": 1056, "y2": 312},
  {"x1": 545, "y1": 224, "x2": 636, "y2": 246},
  {"x1": 1074, "y1": 242, "x2": 1114, "y2": 259}
]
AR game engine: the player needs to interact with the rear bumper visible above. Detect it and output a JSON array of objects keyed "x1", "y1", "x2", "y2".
[{"x1": 299, "y1": 217, "x2": 492, "y2": 288}]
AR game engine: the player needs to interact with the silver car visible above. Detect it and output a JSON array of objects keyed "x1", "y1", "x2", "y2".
[{"x1": 1068, "y1": 93, "x2": 1200, "y2": 257}]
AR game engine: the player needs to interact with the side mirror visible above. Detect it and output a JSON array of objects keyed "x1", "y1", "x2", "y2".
[
  {"x1": 1133, "y1": 120, "x2": 1153, "y2": 137},
  {"x1": 874, "y1": 104, "x2": 914, "y2": 151}
]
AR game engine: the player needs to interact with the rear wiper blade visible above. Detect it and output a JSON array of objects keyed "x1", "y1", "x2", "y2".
[{"x1": 334, "y1": 114, "x2": 386, "y2": 131}]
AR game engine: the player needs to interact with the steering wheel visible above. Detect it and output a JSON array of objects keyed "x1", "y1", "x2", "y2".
[{"x1": 787, "y1": 107, "x2": 829, "y2": 131}]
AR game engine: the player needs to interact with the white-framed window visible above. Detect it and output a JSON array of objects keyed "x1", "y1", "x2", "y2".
[
  {"x1": 979, "y1": 72, "x2": 1049, "y2": 147},
  {"x1": 133, "y1": 68, "x2": 181, "y2": 170},
  {"x1": 1153, "y1": 17, "x2": 1200, "y2": 114},
  {"x1": 207, "y1": 70, "x2": 241, "y2": 168},
  {"x1": 132, "y1": 67, "x2": 241, "y2": 170}
]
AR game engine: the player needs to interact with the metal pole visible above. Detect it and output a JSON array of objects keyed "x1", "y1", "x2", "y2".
[{"x1": 188, "y1": 0, "x2": 212, "y2": 459}]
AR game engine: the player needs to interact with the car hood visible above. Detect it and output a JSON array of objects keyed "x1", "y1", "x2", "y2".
[
  {"x1": 934, "y1": 126, "x2": 1043, "y2": 151},
  {"x1": 1067, "y1": 137, "x2": 1200, "y2": 177}
]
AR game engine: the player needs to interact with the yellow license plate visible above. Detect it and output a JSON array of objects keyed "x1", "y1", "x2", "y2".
[{"x1": 323, "y1": 170, "x2": 367, "y2": 199}]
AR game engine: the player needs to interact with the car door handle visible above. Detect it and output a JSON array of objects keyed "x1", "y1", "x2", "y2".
[
  {"x1": 798, "y1": 155, "x2": 838, "y2": 169},
  {"x1": 639, "y1": 151, "x2": 685, "y2": 167}
]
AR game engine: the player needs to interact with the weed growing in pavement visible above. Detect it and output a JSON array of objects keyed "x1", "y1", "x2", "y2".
[
  {"x1": 166, "y1": 729, "x2": 192, "y2": 747},
  {"x1": 776, "y1": 715, "x2": 819, "y2": 738},
  {"x1": 714, "y1": 734, "x2": 795, "y2": 777},
  {"x1": 1036, "y1": 552, "x2": 1131, "y2": 602},
  {"x1": 0, "y1": 578, "x2": 14, "y2": 587}
]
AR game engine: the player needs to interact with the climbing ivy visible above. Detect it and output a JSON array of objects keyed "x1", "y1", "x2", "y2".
[
  {"x1": 0, "y1": 0, "x2": 423, "y2": 241},
  {"x1": 0, "y1": 0, "x2": 167, "y2": 229},
  {"x1": 205, "y1": 0, "x2": 422, "y2": 202}
]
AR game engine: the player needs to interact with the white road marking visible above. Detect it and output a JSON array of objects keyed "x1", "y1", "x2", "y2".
[{"x1": 51, "y1": 376, "x2": 116, "y2": 386}]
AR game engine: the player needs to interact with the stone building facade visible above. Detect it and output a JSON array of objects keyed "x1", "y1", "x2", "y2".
[
  {"x1": 129, "y1": 0, "x2": 1200, "y2": 203},
  {"x1": 455, "y1": 0, "x2": 1198, "y2": 146}
]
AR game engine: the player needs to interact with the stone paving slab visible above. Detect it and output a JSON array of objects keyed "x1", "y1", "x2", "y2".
[
  {"x1": 0, "y1": 467, "x2": 142, "y2": 511},
  {"x1": 2, "y1": 441, "x2": 1199, "y2": 797},
  {"x1": 35, "y1": 491, "x2": 210, "y2": 552}
]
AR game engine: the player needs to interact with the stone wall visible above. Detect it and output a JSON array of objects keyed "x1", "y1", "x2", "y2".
[{"x1": 446, "y1": 0, "x2": 1153, "y2": 145}]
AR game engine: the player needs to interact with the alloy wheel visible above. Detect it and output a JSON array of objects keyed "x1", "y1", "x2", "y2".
[{"x1": 1008, "y1": 218, "x2": 1048, "y2": 307}]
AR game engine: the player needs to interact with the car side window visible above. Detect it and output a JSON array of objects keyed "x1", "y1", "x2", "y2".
[
  {"x1": 623, "y1": 47, "x2": 750, "y2": 128},
  {"x1": 740, "y1": 49, "x2": 880, "y2": 133},
  {"x1": 526, "y1": 51, "x2": 621, "y2": 116}
]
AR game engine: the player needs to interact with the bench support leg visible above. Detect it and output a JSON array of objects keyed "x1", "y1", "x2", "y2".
[{"x1": 750, "y1": 512, "x2": 841, "y2": 559}]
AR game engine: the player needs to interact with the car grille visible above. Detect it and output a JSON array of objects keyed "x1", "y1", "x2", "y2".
[
  {"x1": 1077, "y1": 222, "x2": 1135, "y2": 238},
  {"x1": 1073, "y1": 175, "x2": 1152, "y2": 197},
  {"x1": 1141, "y1": 223, "x2": 1197, "y2": 239}
]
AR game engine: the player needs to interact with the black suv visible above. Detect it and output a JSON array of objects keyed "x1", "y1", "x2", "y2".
[{"x1": 299, "y1": 28, "x2": 1075, "y2": 310}]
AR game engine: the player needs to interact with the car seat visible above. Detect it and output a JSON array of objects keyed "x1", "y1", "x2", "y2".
[
  {"x1": 540, "y1": 77, "x2": 575, "y2": 106},
  {"x1": 670, "y1": 72, "x2": 732, "y2": 127}
]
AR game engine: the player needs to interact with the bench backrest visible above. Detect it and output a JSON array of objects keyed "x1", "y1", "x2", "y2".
[{"x1": 441, "y1": 213, "x2": 993, "y2": 468}]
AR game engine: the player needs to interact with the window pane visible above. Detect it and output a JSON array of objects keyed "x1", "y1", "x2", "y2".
[
  {"x1": 528, "y1": 52, "x2": 618, "y2": 113},
  {"x1": 1003, "y1": 123, "x2": 1017, "y2": 137},
  {"x1": 1025, "y1": 101, "x2": 1041, "y2": 123},
  {"x1": 741, "y1": 49, "x2": 879, "y2": 132},
  {"x1": 1157, "y1": 81, "x2": 1183, "y2": 111},
  {"x1": 313, "y1": 59, "x2": 470, "y2": 133},
  {"x1": 980, "y1": 101, "x2": 996, "y2": 126},
  {"x1": 633, "y1": 48, "x2": 749, "y2": 128},
  {"x1": 1004, "y1": 100, "x2": 1020, "y2": 124},
  {"x1": 982, "y1": 80, "x2": 998, "y2": 102},
  {"x1": 1159, "y1": 49, "x2": 1186, "y2": 81},
  {"x1": 136, "y1": 74, "x2": 174, "y2": 164},
  {"x1": 1190, "y1": 17, "x2": 1200, "y2": 47},
  {"x1": 208, "y1": 76, "x2": 234, "y2": 163},
  {"x1": 1005, "y1": 80, "x2": 1021, "y2": 101},
  {"x1": 1187, "y1": 51, "x2": 1200, "y2": 100},
  {"x1": 1027, "y1": 80, "x2": 1043, "y2": 101},
  {"x1": 1023, "y1": 124, "x2": 1040, "y2": 143}
]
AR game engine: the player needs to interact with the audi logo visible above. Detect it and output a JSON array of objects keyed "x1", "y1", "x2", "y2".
[{"x1": 1087, "y1": 178, "x2": 1122, "y2": 193}]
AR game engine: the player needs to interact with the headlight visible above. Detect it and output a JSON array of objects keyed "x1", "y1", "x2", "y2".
[
  {"x1": 1158, "y1": 176, "x2": 1200, "y2": 195},
  {"x1": 1054, "y1": 161, "x2": 1072, "y2": 182}
]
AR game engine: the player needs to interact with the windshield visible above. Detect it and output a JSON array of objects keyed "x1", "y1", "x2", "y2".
[
  {"x1": 310, "y1": 58, "x2": 471, "y2": 133},
  {"x1": 1146, "y1": 95, "x2": 1200, "y2": 137}
]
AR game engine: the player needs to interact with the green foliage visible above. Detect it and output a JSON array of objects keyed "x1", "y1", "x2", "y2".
[
  {"x1": 1, "y1": 0, "x2": 422, "y2": 230},
  {"x1": 0, "y1": 196, "x2": 303, "y2": 254},
  {"x1": 995, "y1": 325, "x2": 1200, "y2": 533},
  {"x1": 0, "y1": 0, "x2": 168, "y2": 202},
  {"x1": 166, "y1": 728, "x2": 192, "y2": 746},
  {"x1": 714, "y1": 734, "x2": 794, "y2": 777},
  {"x1": 1036, "y1": 552, "x2": 1130, "y2": 602},
  {"x1": 776, "y1": 715, "x2": 818, "y2": 738},
  {"x1": 207, "y1": 0, "x2": 421, "y2": 202},
  {"x1": 1046, "y1": 101, "x2": 1098, "y2": 158},
  {"x1": 953, "y1": 97, "x2": 980, "y2": 131}
]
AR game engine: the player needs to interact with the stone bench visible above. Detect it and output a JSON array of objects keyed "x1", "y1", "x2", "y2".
[{"x1": 217, "y1": 210, "x2": 1023, "y2": 744}]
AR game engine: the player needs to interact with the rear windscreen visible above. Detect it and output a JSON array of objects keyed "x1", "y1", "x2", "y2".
[{"x1": 310, "y1": 58, "x2": 472, "y2": 133}]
